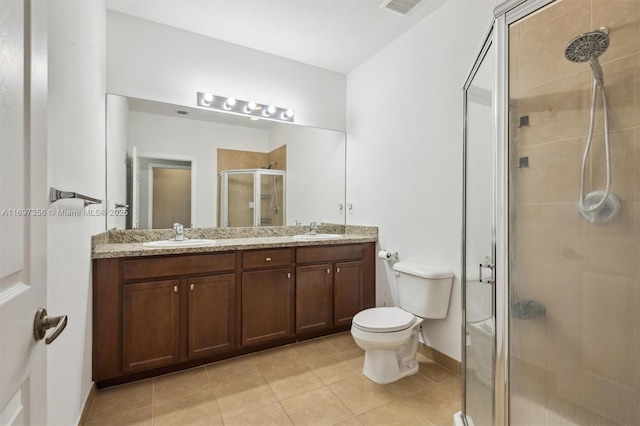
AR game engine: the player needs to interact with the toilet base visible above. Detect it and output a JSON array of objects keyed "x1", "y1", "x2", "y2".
[
  {"x1": 359, "y1": 325, "x2": 422, "y2": 384},
  {"x1": 362, "y1": 348, "x2": 420, "y2": 384}
]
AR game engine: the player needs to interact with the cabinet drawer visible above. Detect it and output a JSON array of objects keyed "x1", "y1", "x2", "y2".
[
  {"x1": 123, "y1": 252, "x2": 236, "y2": 281},
  {"x1": 243, "y1": 248, "x2": 292, "y2": 269},
  {"x1": 296, "y1": 244, "x2": 363, "y2": 264}
]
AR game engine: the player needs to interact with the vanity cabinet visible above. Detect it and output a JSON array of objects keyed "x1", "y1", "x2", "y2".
[
  {"x1": 93, "y1": 242, "x2": 375, "y2": 387},
  {"x1": 93, "y1": 252, "x2": 237, "y2": 381},
  {"x1": 187, "y1": 274, "x2": 236, "y2": 358},
  {"x1": 295, "y1": 245, "x2": 365, "y2": 333},
  {"x1": 122, "y1": 279, "x2": 180, "y2": 372},
  {"x1": 295, "y1": 264, "x2": 333, "y2": 333},
  {"x1": 241, "y1": 248, "x2": 293, "y2": 346}
]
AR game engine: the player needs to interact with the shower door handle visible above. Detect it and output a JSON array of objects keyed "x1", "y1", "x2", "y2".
[{"x1": 479, "y1": 263, "x2": 495, "y2": 284}]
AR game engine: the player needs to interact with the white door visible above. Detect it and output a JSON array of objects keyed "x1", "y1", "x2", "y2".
[{"x1": 0, "y1": 0, "x2": 52, "y2": 424}]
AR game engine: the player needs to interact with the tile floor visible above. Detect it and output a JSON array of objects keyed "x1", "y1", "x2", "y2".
[{"x1": 85, "y1": 333, "x2": 460, "y2": 426}]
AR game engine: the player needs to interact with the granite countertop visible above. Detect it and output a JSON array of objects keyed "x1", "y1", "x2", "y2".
[{"x1": 92, "y1": 224, "x2": 378, "y2": 259}]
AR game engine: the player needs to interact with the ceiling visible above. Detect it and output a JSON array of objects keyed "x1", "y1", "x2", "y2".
[{"x1": 105, "y1": 0, "x2": 448, "y2": 74}]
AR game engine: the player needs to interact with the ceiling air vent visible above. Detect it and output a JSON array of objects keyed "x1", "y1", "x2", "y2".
[{"x1": 380, "y1": 0, "x2": 424, "y2": 16}]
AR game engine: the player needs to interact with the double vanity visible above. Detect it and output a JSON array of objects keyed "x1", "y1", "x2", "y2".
[{"x1": 92, "y1": 224, "x2": 377, "y2": 388}]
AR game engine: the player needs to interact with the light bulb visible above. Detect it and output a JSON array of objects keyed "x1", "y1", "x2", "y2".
[
  {"x1": 225, "y1": 98, "x2": 237, "y2": 108},
  {"x1": 266, "y1": 105, "x2": 276, "y2": 116},
  {"x1": 284, "y1": 109, "x2": 295, "y2": 118},
  {"x1": 202, "y1": 93, "x2": 214, "y2": 105},
  {"x1": 246, "y1": 101, "x2": 257, "y2": 111}
]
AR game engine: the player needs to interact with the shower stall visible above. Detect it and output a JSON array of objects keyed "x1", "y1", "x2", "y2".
[
  {"x1": 461, "y1": 0, "x2": 639, "y2": 424},
  {"x1": 218, "y1": 169, "x2": 286, "y2": 227}
]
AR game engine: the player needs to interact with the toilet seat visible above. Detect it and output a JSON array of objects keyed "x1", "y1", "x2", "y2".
[{"x1": 352, "y1": 307, "x2": 416, "y2": 333}]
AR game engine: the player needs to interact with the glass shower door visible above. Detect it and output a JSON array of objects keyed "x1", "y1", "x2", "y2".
[
  {"x1": 506, "y1": 0, "x2": 640, "y2": 424},
  {"x1": 463, "y1": 35, "x2": 495, "y2": 426},
  {"x1": 258, "y1": 171, "x2": 285, "y2": 226}
]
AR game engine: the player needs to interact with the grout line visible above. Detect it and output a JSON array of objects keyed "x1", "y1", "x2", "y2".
[
  {"x1": 151, "y1": 378, "x2": 155, "y2": 425},
  {"x1": 277, "y1": 400, "x2": 296, "y2": 426}
]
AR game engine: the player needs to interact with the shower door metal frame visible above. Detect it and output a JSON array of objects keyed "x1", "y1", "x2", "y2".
[
  {"x1": 461, "y1": 20, "x2": 497, "y2": 426},
  {"x1": 462, "y1": 1, "x2": 559, "y2": 424},
  {"x1": 218, "y1": 168, "x2": 286, "y2": 227}
]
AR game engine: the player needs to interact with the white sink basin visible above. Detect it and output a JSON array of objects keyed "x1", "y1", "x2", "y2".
[
  {"x1": 292, "y1": 233, "x2": 343, "y2": 241},
  {"x1": 143, "y1": 239, "x2": 216, "y2": 248}
]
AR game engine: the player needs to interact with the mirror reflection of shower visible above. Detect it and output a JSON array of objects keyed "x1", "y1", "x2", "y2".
[
  {"x1": 219, "y1": 168, "x2": 286, "y2": 227},
  {"x1": 262, "y1": 162, "x2": 280, "y2": 215},
  {"x1": 564, "y1": 27, "x2": 622, "y2": 224}
]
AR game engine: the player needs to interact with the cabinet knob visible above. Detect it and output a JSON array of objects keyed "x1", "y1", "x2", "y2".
[
  {"x1": 265, "y1": 257, "x2": 272, "y2": 262},
  {"x1": 327, "y1": 268, "x2": 330, "y2": 274},
  {"x1": 173, "y1": 285, "x2": 178, "y2": 292},
  {"x1": 287, "y1": 272, "x2": 291, "y2": 279},
  {"x1": 336, "y1": 268, "x2": 340, "y2": 273},
  {"x1": 190, "y1": 283, "x2": 194, "y2": 291}
]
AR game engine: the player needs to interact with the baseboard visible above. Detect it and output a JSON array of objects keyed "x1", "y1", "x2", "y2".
[
  {"x1": 419, "y1": 343, "x2": 461, "y2": 375},
  {"x1": 77, "y1": 382, "x2": 97, "y2": 426}
]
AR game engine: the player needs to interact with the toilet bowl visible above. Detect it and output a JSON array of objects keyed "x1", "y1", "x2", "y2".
[
  {"x1": 352, "y1": 307, "x2": 424, "y2": 384},
  {"x1": 351, "y1": 261, "x2": 453, "y2": 384}
]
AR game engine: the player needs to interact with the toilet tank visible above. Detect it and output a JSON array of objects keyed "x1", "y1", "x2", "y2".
[{"x1": 392, "y1": 262, "x2": 453, "y2": 319}]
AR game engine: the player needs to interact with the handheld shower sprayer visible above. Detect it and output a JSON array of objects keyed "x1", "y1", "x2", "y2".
[{"x1": 564, "y1": 27, "x2": 622, "y2": 224}]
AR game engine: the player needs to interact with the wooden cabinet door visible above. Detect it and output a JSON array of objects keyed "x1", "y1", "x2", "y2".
[
  {"x1": 295, "y1": 264, "x2": 333, "y2": 334},
  {"x1": 241, "y1": 268, "x2": 292, "y2": 346},
  {"x1": 123, "y1": 279, "x2": 180, "y2": 372},
  {"x1": 333, "y1": 261, "x2": 364, "y2": 327},
  {"x1": 188, "y1": 274, "x2": 236, "y2": 358}
]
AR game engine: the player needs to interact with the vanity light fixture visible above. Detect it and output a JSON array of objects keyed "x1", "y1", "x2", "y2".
[{"x1": 197, "y1": 92, "x2": 295, "y2": 123}]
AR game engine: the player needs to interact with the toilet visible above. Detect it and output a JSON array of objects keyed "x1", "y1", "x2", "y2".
[{"x1": 350, "y1": 261, "x2": 453, "y2": 384}]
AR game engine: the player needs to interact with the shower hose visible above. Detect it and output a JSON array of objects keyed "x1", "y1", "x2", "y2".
[{"x1": 578, "y1": 74, "x2": 612, "y2": 213}]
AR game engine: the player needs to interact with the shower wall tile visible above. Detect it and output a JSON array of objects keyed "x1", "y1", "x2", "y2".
[
  {"x1": 591, "y1": 128, "x2": 640, "y2": 202},
  {"x1": 588, "y1": 237, "x2": 639, "y2": 276},
  {"x1": 217, "y1": 148, "x2": 269, "y2": 172},
  {"x1": 519, "y1": 4, "x2": 591, "y2": 90},
  {"x1": 515, "y1": 70, "x2": 591, "y2": 146},
  {"x1": 510, "y1": 1, "x2": 640, "y2": 422},
  {"x1": 516, "y1": 140, "x2": 583, "y2": 203},
  {"x1": 509, "y1": 25, "x2": 520, "y2": 98},
  {"x1": 513, "y1": 203, "x2": 589, "y2": 267},
  {"x1": 593, "y1": 0, "x2": 640, "y2": 61},
  {"x1": 580, "y1": 271, "x2": 638, "y2": 386},
  {"x1": 586, "y1": 201, "x2": 640, "y2": 239},
  {"x1": 592, "y1": 53, "x2": 640, "y2": 133},
  {"x1": 514, "y1": 261, "x2": 584, "y2": 332},
  {"x1": 268, "y1": 145, "x2": 287, "y2": 170},
  {"x1": 517, "y1": 0, "x2": 590, "y2": 35}
]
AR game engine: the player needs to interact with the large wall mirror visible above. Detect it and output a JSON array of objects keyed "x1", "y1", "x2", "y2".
[{"x1": 106, "y1": 94, "x2": 346, "y2": 230}]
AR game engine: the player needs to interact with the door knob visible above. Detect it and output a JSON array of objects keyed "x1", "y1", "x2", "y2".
[{"x1": 33, "y1": 308, "x2": 68, "y2": 345}]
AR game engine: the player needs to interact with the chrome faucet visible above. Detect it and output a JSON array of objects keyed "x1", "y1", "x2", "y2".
[
  {"x1": 173, "y1": 223, "x2": 185, "y2": 241},
  {"x1": 309, "y1": 222, "x2": 318, "y2": 235}
]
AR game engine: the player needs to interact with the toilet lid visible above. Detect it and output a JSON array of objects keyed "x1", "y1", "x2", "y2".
[{"x1": 352, "y1": 307, "x2": 416, "y2": 333}]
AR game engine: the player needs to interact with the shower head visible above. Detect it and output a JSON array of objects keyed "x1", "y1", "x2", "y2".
[
  {"x1": 565, "y1": 27, "x2": 610, "y2": 86},
  {"x1": 564, "y1": 28, "x2": 609, "y2": 63}
]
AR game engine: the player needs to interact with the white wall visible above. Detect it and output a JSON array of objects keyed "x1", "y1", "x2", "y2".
[
  {"x1": 346, "y1": 0, "x2": 501, "y2": 360},
  {"x1": 268, "y1": 125, "x2": 346, "y2": 225},
  {"x1": 106, "y1": 11, "x2": 346, "y2": 131},
  {"x1": 129, "y1": 111, "x2": 269, "y2": 228},
  {"x1": 47, "y1": 0, "x2": 106, "y2": 424}
]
